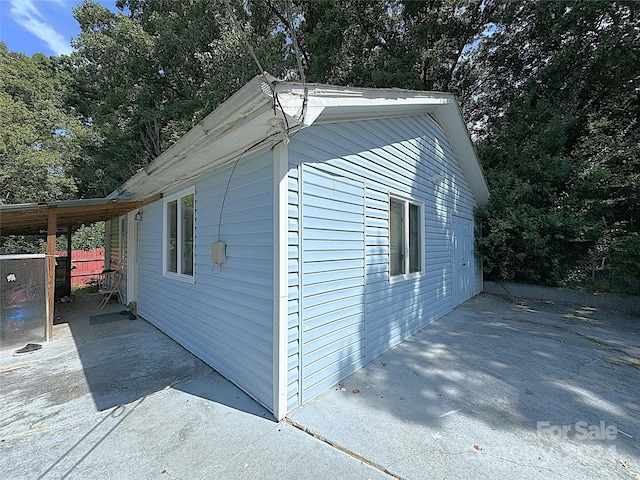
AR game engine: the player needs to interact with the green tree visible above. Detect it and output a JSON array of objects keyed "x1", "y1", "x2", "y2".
[
  {"x1": 0, "y1": 43, "x2": 94, "y2": 256},
  {"x1": 474, "y1": 1, "x2": 640, "y2": 293},
  {"x1": 0, "y1": 43, "x2": 86, "y2": 204},
  {"x1": 71, "y1": 222, "x2": 105, "y2": 251},
  {"x1": 54, "y1": 222, "x2": 104, "y2": 251},
  {"x1": 69, "y1": 0, "x2": 292, "y2": 197},
  {"x1": 296, "y1": 0, "x2": 501, "y2": 108}
]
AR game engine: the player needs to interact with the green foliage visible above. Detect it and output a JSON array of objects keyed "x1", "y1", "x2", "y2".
[
  {"x1": 474, "y1": 0, "x2": 640, "y2": 293},
  {"x1": 72, "y1": 222, "x2": 105, "y2": 251},
  {"x1": 72, "y1": 283, "x2": 99, "y2": 294},
  {"x1": 0, "y1": 236, "x2": 45, "y2": 255},
  {"x1": 0, "y1": 43, "x2": 88, "y2": 204},
  {"x1": 608, "y1": 234, "x2": 640, "y2": 295},
  {"x1": 54, "y1": 223, "x2": 105, "y2": 251},
  {"x1": 68, "y1": 0, "x2": 292, "y2": 197},
  {"x1": 0, "y1": 224, "x2": 103, "y2": 255},
  {"x1": 297, "y1": 0, "x2": 500, "y2": 108},
  {"x1": 2, "y1": 0, "x2": 638, "y2": 295},
  {"x1": 564, "y1": 232, "x2": 640, "y2": 295}
]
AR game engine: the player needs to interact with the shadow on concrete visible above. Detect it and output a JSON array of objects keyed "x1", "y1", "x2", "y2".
[
  {"x1": 34, "y1": 397, "x2": 147, "y2": 480},
  {"x1": 171, "y1": 371, "x2": 272, "y2": 419},
  {"x1": 54, "y1": 294, "x2": 270, "y2": 419},
  {"x1": 288, "y1": 294, "x2": 640, "y2": 477}
]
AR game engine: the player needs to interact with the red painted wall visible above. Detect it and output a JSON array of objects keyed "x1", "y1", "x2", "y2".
[{"x1": 55, "y1": 248, "x2": 105, "y2": 286}]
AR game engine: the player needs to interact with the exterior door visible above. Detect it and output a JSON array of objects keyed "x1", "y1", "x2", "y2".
[
  {"x1": 300, "y1": 166, "x2": 366, "y2": 403},
  {"x1": 119, "y1": 215, "x2": 128, "y2": 305},
  {"x1": 126, "y1": 211, "x2": 138, "y2": 306},
  {"x1": 452, "y1": 215, "x2": 474, "y2": 307}
]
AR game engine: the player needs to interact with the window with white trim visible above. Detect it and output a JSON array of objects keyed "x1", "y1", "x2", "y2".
[
  {"x1": 163, "y1": 187, "x2": 195, "y2": 280},
  {"x1": 389, "y1": 195, "x2": 423, "y2": 279}
]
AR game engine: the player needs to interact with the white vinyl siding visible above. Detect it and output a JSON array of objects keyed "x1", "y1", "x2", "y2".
[
  {"x1": 287, "y1": 113, "x2": 478, "y2": 406},
  {"x1": 299, "y1": 166, "x2": 365, "y2": 403},
  {"x1": 137, "y1": 150, "x2": 274, "y2": 410}
]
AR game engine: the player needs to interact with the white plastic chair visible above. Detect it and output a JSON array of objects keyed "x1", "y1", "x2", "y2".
[{"x1": 98, "y1": 271, "x2": 124, "y2": 309}]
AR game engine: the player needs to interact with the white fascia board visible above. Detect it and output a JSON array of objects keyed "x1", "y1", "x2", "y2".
[
  {"x1": 111, "y1": 76, "x2": 273, "y2": 200},
  {"x1": 275, "y1": 82, "x2": 456, "y2": 103},
  {"x1": 432, "y1": 104, "x2": 490, "y2": 205},
  {"x1": 274, "y1": 83, "x2": 454, "y2": 126},
  {"x1": 110, "y1": 78, "x2": 488, "y2": 206}
]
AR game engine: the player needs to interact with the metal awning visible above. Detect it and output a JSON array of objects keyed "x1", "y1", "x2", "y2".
[{"x1": 0, "y1": 195, "x2": 161, "y2": 236}]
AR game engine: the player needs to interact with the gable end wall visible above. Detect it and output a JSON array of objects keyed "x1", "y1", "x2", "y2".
[{"x1": 286, "y1": 114, "x2": 478, "y2": 409}]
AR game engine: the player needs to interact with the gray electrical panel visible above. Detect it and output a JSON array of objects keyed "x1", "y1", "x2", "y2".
[{"x1": 211, "y1": 242, "x2": 226, "y2": 265}]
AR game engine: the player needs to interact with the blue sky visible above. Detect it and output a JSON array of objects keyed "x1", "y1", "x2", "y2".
[{"x1": 0, "y1": 0, "x2": 118, "y2": 57}]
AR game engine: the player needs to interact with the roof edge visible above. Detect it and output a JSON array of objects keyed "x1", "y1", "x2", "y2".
[
  {"x1": 431, "y1": 103, "x2": 490, "y2": 205},
  {"x1": 109, "y1": 78, "x2": 488, "y2": 206},
  {"x1": 109, "y1": 75, "x2": 273, "y2": 199}
]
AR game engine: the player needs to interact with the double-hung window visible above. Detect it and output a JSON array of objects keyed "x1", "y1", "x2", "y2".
[
  {"x1": 163, "y1": 187, "x2": 195, "y2": 281},
  {"x1": 389, "y1": 195, "x2": 424, "y2": 280}
]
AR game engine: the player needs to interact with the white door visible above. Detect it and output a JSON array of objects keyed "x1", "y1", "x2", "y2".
[
  {"x1": 452, "y1": 215, "x2": 473, "y2": 307},
  {"x1": 126, "y1": 211, "x2": 138, "y2": 306},
  {"x1": 119, "y1": 215, "x2": 128, "y2": 304}
]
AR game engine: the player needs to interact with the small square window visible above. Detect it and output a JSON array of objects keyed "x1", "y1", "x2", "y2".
[{"x1": 389, "y1": 195, "x2": 423, "y2": 280}]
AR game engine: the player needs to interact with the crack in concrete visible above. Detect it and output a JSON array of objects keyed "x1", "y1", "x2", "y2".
[
  {"x1": 285, "y1": 417, "x2": 405, "y2": 479},
  {"x1": 384, "y1": 436, "x2": 471, "y2": 469}
]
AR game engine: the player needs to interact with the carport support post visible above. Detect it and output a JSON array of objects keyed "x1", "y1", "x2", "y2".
[
  {"x1": 66, "y1": 226, "x2": 73, "y2": 296},
  {"x1": 46, "y1": 211, "x2": 56, "y2": 341}
]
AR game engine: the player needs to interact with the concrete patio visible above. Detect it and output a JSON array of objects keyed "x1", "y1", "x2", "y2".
[
  {"x1": 0, "y1": 294, "x2": 386, "y2": 479},
  {"x1": 1, "y1": 293, "x2": 638, "y2": 479},
  {"x1": 289, "y1": 295, "x2": 640, "y2": 479}
]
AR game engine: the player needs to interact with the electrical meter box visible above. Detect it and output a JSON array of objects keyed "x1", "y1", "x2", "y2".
[
  {"x1": 211, "y1": 242, "x2": 226, "y2": 265},
  {"x1": 1, "y1": 254, "x2": 48, "y2": 351}
]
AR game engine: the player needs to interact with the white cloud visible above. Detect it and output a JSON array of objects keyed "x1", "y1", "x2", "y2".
[{"x1": 9, "y1": 0, "x2": 73, "y2": 56}]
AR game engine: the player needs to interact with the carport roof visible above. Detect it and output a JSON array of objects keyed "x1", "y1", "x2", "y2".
[{"x1": 0, "y1": 195, "x2": 161, "y2": 236}]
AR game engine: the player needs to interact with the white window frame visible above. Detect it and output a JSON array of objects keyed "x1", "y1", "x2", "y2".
[
  {"x1": 388, "y1": 193, "x2": 425, "y2": 283},
  {"x1": 162, "y1": 186, "x2": 195, "y2": 283}
]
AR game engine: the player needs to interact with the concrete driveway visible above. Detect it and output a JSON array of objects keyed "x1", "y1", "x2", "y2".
[
  {"x1": 289, "y1": 294, "x2": 640, "y2": 479},
  {"x1": 1, "y1": 294, "x2": 638, "y2": 479},
  {"x1": 0, "y1": 296, "x2": 386, "y2": 480}
]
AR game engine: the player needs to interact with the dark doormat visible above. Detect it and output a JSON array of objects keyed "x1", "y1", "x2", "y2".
[
  {"x1": 13, "y1": 343, "x2": 42, "y2": 356},
  {"x1": 89, "y1": 311, "x2": 126, "y2": 325}
]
